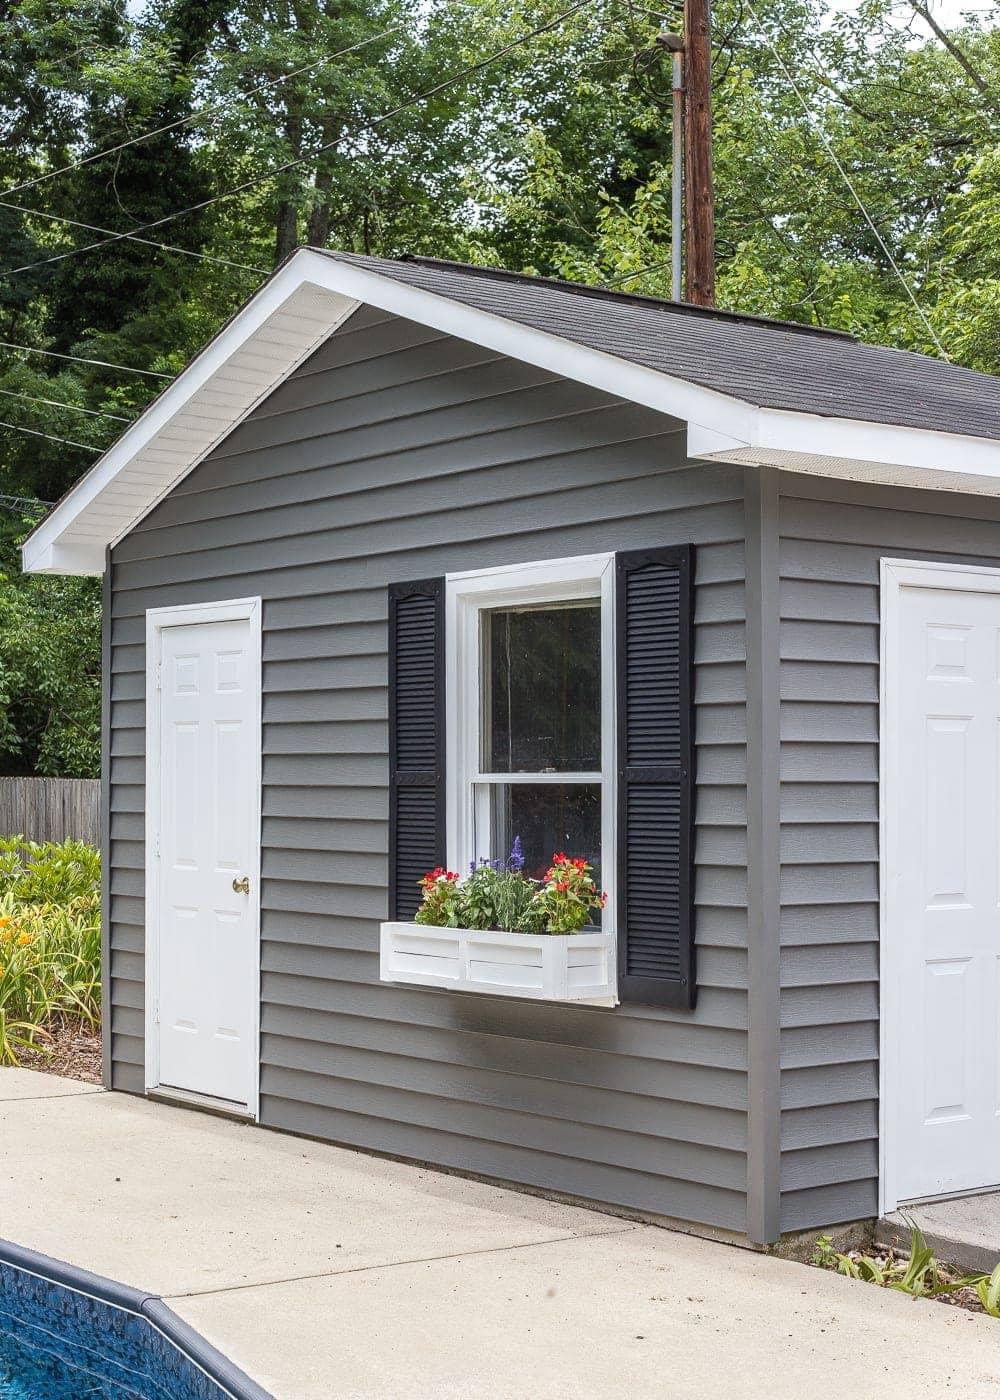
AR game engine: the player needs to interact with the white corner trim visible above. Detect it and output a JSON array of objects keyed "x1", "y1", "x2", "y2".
[
  {"x1": 22, "y1": 244, "x2": 1000, "y2": 578},
  {"x1": 878, "y1": 556, "x2": 1000, "y2": 1216},
  {"x1": 144, "y1": 595, "x2": 263, "y2": 1121}
]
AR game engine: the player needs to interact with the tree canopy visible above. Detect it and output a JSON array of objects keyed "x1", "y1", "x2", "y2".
[{"x1": 0, "y1": 0, "x2": 996, "y2": 774}]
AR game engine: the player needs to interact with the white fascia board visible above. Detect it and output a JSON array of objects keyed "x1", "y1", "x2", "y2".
[
  {"x1": 755, "y1": 406, "x2": 1000, "y2": 479},
  {"x1": 22, "y1": 245, "x2": 1000, "y2": 575}
]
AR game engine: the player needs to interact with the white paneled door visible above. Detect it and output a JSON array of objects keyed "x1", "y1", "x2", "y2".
[
  {"x1": 147, "y1": 602, "x2": 261, "y2": 1113},
  {"x1": 886, "y1": 565, "x2": 1000, "y2": 1205}
]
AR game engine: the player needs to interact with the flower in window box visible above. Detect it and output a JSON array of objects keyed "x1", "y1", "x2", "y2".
[
  {"x1": 531, "y1": 854, "x2": 606, "y2": 935},
  {"x1": 414, "y1": 868, "x2": 462, "y2": 927},
  {"x1": 413, "y1": 842, "x2": 605, "y2": 937}
]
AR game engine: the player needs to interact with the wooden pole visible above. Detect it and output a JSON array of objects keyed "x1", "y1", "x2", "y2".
[{"x1": 683, "y1": 0, "x2": 715, "y2": 306}]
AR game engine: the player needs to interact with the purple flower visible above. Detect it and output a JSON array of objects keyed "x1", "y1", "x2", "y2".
[{"x1": 509, "y1": 836, "x2": 525, "y2": 872}]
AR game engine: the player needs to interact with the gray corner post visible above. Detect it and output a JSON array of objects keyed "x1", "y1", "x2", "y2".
[{"x1": 744, "y1": 466, "x2": 782, "y2": 1244}]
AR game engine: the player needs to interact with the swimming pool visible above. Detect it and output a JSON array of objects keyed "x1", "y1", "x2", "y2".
[{"x1": 0, "y1": 1242, "x2": 272, "y2": 1400}]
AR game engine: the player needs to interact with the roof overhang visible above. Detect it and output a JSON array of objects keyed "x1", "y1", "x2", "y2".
[{"x1": 22, "y1": 247, "x2": 1000, "y2": 575}]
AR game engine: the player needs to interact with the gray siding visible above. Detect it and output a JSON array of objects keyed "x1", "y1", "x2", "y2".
[
  {"x1": 778, "y1": 473, "x2": 1000, "y2": 1232},
  {"x1": 108, "y1": 305, "x2": 750, "y2": 1231}
]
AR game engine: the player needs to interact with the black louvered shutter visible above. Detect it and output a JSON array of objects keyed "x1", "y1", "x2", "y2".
[
  {"x1": 388, "y1": 579, "x2": 445, "y2": 920},
  {"x1": 616, "y1": 546, "x2": 695, "y2": 1008}
]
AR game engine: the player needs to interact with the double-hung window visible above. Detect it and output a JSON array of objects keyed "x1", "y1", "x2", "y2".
[{"x1": 446, "y1": 554, "x2": 616, "y2": 923}]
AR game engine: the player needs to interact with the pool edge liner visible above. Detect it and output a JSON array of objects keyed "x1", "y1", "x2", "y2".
[{"x1": 0, "y1": 1238, "x2": 275, "y2": 1400}]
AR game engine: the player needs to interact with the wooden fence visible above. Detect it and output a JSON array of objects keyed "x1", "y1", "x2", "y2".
[{"x1": 0, "y1": 777, "x2": 101, "y2": 847}]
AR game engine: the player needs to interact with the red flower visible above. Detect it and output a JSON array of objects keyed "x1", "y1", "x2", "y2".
[
  {"x1": 552, "y1": 851, "x2": 567, "y2": 864},
  {"x1": 555, "y1": 880, "x2": 569, "y2": 893},
  {"x1": 572, "y1": 858, "x2": 587, "y2": 870}
]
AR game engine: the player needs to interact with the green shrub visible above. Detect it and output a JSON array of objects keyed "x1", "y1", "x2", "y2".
[
  {"x1": 0, "y1": 838, "x2": 100, "y2": 1065},
  {"x1": 0, "y1": 837, "x2": 100, "y2": 904}
]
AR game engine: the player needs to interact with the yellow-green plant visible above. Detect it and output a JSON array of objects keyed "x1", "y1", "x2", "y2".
[
  {"x1": 0, "y1": 838, "x2": 100, "y2": 1065},
  {"x1": 972, "y1": 1264, "x2": 1000, "y2": 1318},
  {"x1": 813, "y1": 1224, "x2": 1000, "y2": 1310}
]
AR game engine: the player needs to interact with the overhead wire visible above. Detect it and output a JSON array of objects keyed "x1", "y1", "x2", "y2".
[
  {"x1": 0, "y1": 420, "x2": 103, "y2": 452},
  {"x1": 0, "y1": 387, "x2": 131, "y2": 421},
  {"x1": 743, "y1": 0, "x2": 949, "y2": 359},
  {"x1": 0, "y1": 492, "x2": 54, "y2": 509},
  {"x1": 2, "y1": 0, "x2": 601, "y2": 281},
  {"x1": 0, "y1": 199, "x2": 268, "y2": 276},
  {"x1": 0, "y1": 340, "x2": 171, "y2": 378}
]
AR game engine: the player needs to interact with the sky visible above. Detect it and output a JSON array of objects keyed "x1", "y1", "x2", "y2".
[{"x1": 830, "y1": 0, "x2": 995, "y2": 24}]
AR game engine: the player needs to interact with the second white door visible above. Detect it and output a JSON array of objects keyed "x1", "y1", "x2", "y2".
[{"x1": 891, "y1": 575, "x2": 1000, "y2": 1202}]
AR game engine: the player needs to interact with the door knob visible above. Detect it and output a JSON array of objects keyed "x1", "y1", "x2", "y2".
[{"x1": 232, "y1": 876, "x2": 249, "y2": 895}]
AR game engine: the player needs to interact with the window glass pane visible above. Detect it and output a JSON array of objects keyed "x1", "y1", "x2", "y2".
[
  {"x1": 478, "y1": 782, "x2": 602, "y2": 892},
  {"x1": 482, "y1": 602, "x2": 600, "y2": 773}
]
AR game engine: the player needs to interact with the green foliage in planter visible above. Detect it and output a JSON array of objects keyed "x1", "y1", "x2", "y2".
[{"x1": 414, "y1": 842, "x2": 606, "y2": 935}]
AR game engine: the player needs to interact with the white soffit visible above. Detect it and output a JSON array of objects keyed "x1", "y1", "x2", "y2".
[{"x1": 22, "y1": 246, "x2": 1000, "y2": 575}]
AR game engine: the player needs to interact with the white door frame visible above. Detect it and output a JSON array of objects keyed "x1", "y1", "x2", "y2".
[
  {"x1": 144, "y1": 597, "x2": 263, "y2": 1118},
  {"x1": 879, "y1": 557, "x2": 1000, "y2": 1214}
]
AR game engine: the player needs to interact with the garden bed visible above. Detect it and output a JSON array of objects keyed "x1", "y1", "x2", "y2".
[
  {"x1": 17, "y1": 1022, "x2": 103, "y2": 1084},
  {"x1": 811, "y1": 1227, "x2": 1000, "y2": 1318},
  {"x1": 0, "y1": 837, "x2": 101, "y2": 1069}
]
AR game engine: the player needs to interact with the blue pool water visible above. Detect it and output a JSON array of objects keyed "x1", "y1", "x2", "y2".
[{"x1": 0, "y1": 1260, "x2": 237, "y2": 1400}]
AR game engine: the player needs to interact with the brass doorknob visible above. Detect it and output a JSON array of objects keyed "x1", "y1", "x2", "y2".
[{"x1": 232, "y1": 876, "x2": 249, "y2": 895}]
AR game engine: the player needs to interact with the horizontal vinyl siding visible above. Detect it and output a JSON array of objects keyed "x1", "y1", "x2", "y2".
[
  {"x1": 777, "y1": 475, "x2": 1000, "y2": 1233},
  {"x1": 108, "y1": 304, "x2": 749, "y2": 1231}
]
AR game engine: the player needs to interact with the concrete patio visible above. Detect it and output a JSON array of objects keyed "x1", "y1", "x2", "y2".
[
  {"x1": 2, "y1": 1068, "x2": 999, "y2": 1399},
  {"x1": 881, "y1": 1194, "x2": 1000, "y2": 1275}
]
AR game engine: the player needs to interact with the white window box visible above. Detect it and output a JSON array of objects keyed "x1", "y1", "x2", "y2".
[{"x1": 380, "y1": 922, "x2": 617, "y2": 1006}]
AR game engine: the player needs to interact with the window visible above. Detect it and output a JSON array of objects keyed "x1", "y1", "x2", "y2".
[
  {"x1": 446, "y1": 554, "x2": 615, "y2": 930},
  {"x1": 386, "y1": 546, "x2": 695, "y2": 1008}
]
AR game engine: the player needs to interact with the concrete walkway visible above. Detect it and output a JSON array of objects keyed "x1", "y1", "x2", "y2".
[
  {"x1": 882, "y1": 1194, "x2": 1000, "y2": 1275},
  {"x1": 2, "y1": 1070, "x2": 999, "y2": 1399}
]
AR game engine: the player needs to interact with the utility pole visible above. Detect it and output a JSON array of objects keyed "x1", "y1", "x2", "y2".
[{"x1": 683, "y1": 0, "x2": 715, "y2": 306}]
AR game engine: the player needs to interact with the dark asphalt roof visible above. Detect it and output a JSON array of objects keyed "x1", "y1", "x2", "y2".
[{"x1": 323, "y1": 250, "x2": 1000, "y2": 443}]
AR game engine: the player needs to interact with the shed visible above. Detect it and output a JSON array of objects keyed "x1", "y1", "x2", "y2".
[{"x1": 23, "y1": 249, "x2": 1000, "y2": 1245}]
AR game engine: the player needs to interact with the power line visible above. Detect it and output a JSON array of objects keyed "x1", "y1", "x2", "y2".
[
  {"x1": 1, "y1": 26, "x2": 405, "y2": 202},
  {"x1": 0, "y1": 419, "x2": 102, "y2": 452},
  {"x1": 744, "y1": 0, "x2": 949, "y2": 360},
  {"x1": 604, "y1": 258, "x2": 674, "y2": 285},
  {"x1": 0, "y1": 340, "x2": 171, "y2": 378},
  {"x1": 0, "y1": 386, "x2": 132, "y2": 422},
  {"x1": 3, "y1": 0, "x2": 600, "y2": 281},
  {"x1": 0, "y1": 492, "x2": 54, "y2": 508},
  {"x1": 0, "y1": 198, "x2": 268, "y2": 276}
]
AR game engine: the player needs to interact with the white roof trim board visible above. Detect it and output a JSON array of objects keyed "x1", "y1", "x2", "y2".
[{"x1": 22, "y1": 247, "x2": 1000, "y2": 576}]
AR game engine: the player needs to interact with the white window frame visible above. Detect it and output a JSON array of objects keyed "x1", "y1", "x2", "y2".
[{"x1": 445, "y1": 553, "x2": 617, "y2": 975}]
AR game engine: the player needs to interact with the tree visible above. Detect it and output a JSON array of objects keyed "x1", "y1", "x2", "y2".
[
  {"x1": 0, "y1": 517, "x2": 101, "y2": 778},
  {"x1": 0, "y1": 0, "x2": 996, "y2": 775}
]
